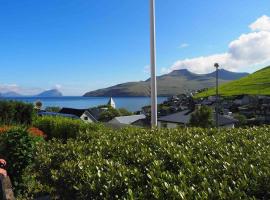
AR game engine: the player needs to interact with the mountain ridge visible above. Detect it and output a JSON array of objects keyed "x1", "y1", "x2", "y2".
[
  {"x1": 36, "y1": 89, "x2": 63, "y2": 97},
  {"x1": 0, "y1": 91, "x2": 23, "y2": 97},
  {"x1": 84, "y1": 69, "x2": 249, "y2": 97},
  {"x1": 0, "y1": 89, "x2": 63, "y2": 97}
]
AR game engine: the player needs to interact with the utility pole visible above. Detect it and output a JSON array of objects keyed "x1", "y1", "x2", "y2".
[
  {"x1": 150, "y1": 0, "x2": 157, "y2": 127},
  {"x1": 214, "y1": 63, "x2": 219, "y2": 128}
]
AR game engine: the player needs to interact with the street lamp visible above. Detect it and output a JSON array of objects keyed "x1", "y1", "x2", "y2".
[
  {"x1": 150, "y1": 0, "x2": 157, "y2": 127},
  {"x1": 214, "y1": 63, "x2": 219, "y2": 128}
]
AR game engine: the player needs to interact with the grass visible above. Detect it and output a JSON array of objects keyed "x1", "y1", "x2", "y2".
[{"x1": 196, "y1": 66, "x2": 270, "y2": 98}]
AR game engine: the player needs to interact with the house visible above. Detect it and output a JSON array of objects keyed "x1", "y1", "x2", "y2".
[
  {"x1": 108, "y1": 97, "x2": 116, "y2": 108},
  {"x1": 108, "y1": 114, "x2": 146, "y2": 126},
  {"x1": 59, "y1": 108, "x2": 98, "y2": 123},
  {"x1": 201, "y1": 99, "x2": 214, "y2": 106},
  {"x1": 233, "y1": 95, "x2": 255, "y2": 106},
  {"x1": 258, "y1": 95, "x2": 270, "y2": 104},
  {"x1": 208, "y1": 96, "x2": 218, "y2": 102},
  {"x1": 157, "y1": 110, "x2": 238, "y2": 128},
  {"x1": 158, "y1": 110, "x2": 192, "y2": 128},
  {"x1": 38, "y1": 111, "x2": 80, "y2": 119},
  {"x1": 132, "y1": 118, "x2": 151, "y2": 127}
]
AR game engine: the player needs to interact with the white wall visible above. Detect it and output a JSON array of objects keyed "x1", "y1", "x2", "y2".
[{"x1": 80, "y1": 113, "x2": 94, "y2": 123}]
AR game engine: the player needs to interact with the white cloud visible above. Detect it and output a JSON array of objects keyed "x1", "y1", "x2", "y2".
[
  {"x1": 228, "y1": 31, "x2": 270, "y2": 63},
  {"x1": 143, "y1": 65, "x2": 150, "y2": 74},
  {"x1": 179, "y1": 43, "x2": 189, "y2": 48},
  {"x1": 54, "y1": 84, "x2": 62, "y2": 90},
  {"x1": 0, "y1": 84, "x2": 43, "y2": 95},
  {"x1": 161, "y1": 67, "x2": 169, "y2": 74},
  {"x1": 169, "y1": 53, "x2": 232, "y2": 74},
  {"x1": 167, "y1": 15, "x2": 270, "y2": 74},
  {"x1": 0, "y1": 84, "x2": 19, "y2": 93},
  {"x1": 249, "y1": 15, "x2": 270, "y2": 31}
]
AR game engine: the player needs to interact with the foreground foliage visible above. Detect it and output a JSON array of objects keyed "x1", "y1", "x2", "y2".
[
  {"x1": 0, "y1": 127, "x2": 45, "y2": 194},
  {"x1": 0, "y1": 100, "x2": 34, "y2": 125},
  {"x1": 21, "y1": 125, "x2": 270, "y2": 199},
  {"x1": 33, "y1": 116, "x2": 100, "y2": 140}
]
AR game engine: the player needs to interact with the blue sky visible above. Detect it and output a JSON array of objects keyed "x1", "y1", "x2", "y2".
[{"x1": 1, "y1": 0, "x2": 270, "y2": 95}]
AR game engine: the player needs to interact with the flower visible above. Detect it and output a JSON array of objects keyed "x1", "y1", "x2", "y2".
[{"x1": 28, "y1": 127, "x2": 47, "y2": 138}]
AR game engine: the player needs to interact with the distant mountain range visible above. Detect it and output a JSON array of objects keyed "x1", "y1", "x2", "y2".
[
  {"x1": 197, "y1": 66, "x2": 270, "y2": 97},
  {"x1": 36, "y1": 89, "x2": 63, "y2": 97},
  {"x1": 83, "y1": 69, "x2": 249, "y2": 97},
  {"x1": 0, "y1": 89, "x2": 63, "y2": 97},
  {"x1": 0, "y1": 91, "x2": 22, "y2": 97}
]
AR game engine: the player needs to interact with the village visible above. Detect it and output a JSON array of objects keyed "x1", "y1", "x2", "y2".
[{"x1": 36, "y1": 93, "x2": 270, "y2": 129}]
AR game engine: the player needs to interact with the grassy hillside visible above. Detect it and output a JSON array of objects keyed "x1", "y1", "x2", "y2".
[{"x1": 196, "y1": 66, "x2": 270, "y2": 97}]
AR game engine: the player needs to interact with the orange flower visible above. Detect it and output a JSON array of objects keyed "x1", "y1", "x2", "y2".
[
  {"x1": 0, "y1": 126, "x2": 11, "y2": 134},
  {"x1": 28, "y1": 127, "x2": 47, "y2": 138}
]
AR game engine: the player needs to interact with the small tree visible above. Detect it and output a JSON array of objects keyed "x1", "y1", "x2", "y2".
[
  {"x1": 118, "y1": 108, "x2": 132, "y2": 116},
  {"x1": 189, "y1": 105, "x2": 214, "y2": 128},
  {"x1": 34, "y1": 101, "x2": 42, "y2": 110},
  {"x1": 234, "y1": 114, "x2": 247, "y2": 127},
  {"x1": 99, "y1": 107, "x2": 121, "y2": 122}
]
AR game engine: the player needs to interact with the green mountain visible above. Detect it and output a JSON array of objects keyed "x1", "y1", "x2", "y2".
[
  {"x1": 84, "y1": 69, "x2": 249, "y2": 97},
  {"x1": 196, "y1": 66, "x2": 270, "y2": 97}
]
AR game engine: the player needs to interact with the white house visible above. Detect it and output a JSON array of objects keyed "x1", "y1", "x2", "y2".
[{"x1": 59, "y1": 108, "x2": 98, "y2": 123}]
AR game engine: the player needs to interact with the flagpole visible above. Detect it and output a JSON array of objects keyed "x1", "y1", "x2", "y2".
[{"x1": 150, "y1": 0, "x2": 157, "y2": 127}]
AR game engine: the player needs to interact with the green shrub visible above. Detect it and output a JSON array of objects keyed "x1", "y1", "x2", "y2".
[
  {"x1": 234, "y1": 114, "x2": 247, "y2": 127},
  {"x1": 45, "y1": 106, "x2": 61, "y2": 113},
  {"x1": 0, "y1": 127, "x2": 44, "y2": 195},
  {"x1": 0, "y1": 100, "x2": 34, "y2": 125},
  {"x1": 33, "y1": 116, "x2": 100, "y2": 140},
  {"x1": 99, "y1": 107, "x2": 121, "y2": 122},
  {"x1": 96, "y1": 105, "x2": 132, "y2": 122},
  {"x1": 190, "y1": 105, "x2": 214, "y2": 128},
  {"x1": 118, "y1": 108, "x2": 133, "y2": 116},
  {"x1": 23, "y1": 126, "x2": 270, "y2": 199}
]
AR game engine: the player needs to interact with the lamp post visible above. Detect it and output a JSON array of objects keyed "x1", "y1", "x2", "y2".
[
  {"x1": 150, "y1": 0, "x2": 157, "y2": 127},
  {"x1": 214, "y1": 63, "x2": 219, "y2": 128}
]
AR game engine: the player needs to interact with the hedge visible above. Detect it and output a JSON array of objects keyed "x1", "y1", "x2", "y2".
[
  {"x1": 33, "y1": 116, "x2": 102, "y2": 140},
  {"x1": 22, "y1": 126, "x2": 270, "y2": 199},
  {"x1": 0, "y1": 127, "x2": 45, "y2": 195},
  {"x1": 0, "y1": 101, "x2": 34, "y2": 125}
]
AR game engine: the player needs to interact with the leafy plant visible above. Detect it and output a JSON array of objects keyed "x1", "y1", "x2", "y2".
[
  {"x1": 189, "y1": 105, "x2": 214, "y2": 128},
  {"x1": 33, "y1": 116, "x2": 100, "y2": 140},
  {"x1": 0, "y1": 127, "x2": 44, "y2": 195},
  {"x1": 23, "y1": 126, "x2": 270, "y2": 199},
  {"x1": 0, "y1": 100, "x2": 34, "y2": 125}
]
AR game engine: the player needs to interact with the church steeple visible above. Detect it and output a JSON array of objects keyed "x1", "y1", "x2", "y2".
[{"x1": 107, "y1": 97, "x2": 116, "y2": 109}]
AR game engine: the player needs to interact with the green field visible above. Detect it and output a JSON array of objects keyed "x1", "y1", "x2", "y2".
[{"x1": 196, "y1": 66, "x2": 270, "y2": 98}]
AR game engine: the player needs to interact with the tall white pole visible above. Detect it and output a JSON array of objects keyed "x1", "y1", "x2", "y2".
[
  {"x1": 214, "y1": 63, "x2": 219, "y2": 129},
  {"x1": 150, "y1": 0, "x2": 157, "y2": 127}
]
